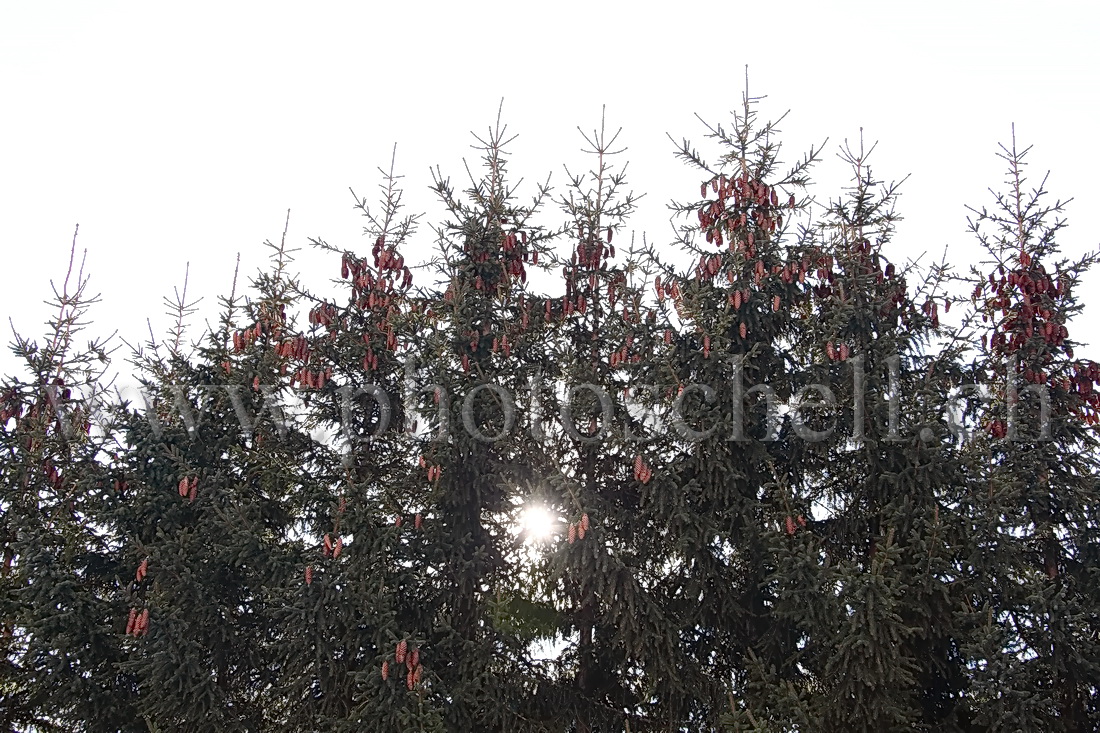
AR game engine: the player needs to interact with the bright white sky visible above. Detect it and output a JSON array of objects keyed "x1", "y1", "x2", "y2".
[{"x1": 2, "y1": 2, "x2": 1098, "y2": 380}]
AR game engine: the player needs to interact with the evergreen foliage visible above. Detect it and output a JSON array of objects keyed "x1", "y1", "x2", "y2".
[{"x1": 2, "y1": 93, "x2": 1098, "y2": 732}]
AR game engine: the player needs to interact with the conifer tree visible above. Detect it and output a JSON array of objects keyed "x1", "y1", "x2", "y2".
[
  {"x1": 109, "y1": 227, "x2": 320, "y2": 730},
  {"x1": 538, "y1": 111, "x2": 656, "y2": 732},
  {"x1": 401, "y1": 111, "x2": 563, "y2": 731},
  {"x1": 0, "y1": 234, "x2": 137, "y2": 732},
  {"x1": 761, "y1": 135, "x2": 974, "y2": 733},
  {"x1": 263, "y1": 156, "x2": 435, "y2": 732},
  {"x1": 638, "y1": 92, "x2": 975, "y2": 731},
  {"x1": 654, "y1": 93, "x2": 825, "y2": 730},
  {"x1": 958, "y1": 131, "x2": 1100, "y2": 731}
]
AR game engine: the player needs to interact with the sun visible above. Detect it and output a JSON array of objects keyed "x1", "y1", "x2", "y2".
[{"x1": 518, "y1": 504, "x2": 557, "y2": 542}]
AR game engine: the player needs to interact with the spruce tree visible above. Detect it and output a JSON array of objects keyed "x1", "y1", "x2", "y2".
[
  {"x1": 958, "y1": 131, "x2": 1100, "y2": 731},
  {"x1": 399, "y1": 112, "x2": 563, "y2": 731},
  {"x1": 109, "y1": 228, "x2": 319, "y2": 730},
  {"x1": 263, "y1": 157, "x2": 436, "y2": 732},
  {"x1": 0, "y1": 235, "x2": 137, "y2": 732},
  {"x1": 539, "y1": 110, "x2": 655, "y2": 733}
]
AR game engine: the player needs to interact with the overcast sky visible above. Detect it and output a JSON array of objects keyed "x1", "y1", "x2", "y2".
[{"x1": 2, "y1": 2, "x2": 1098, "y2": 380}]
